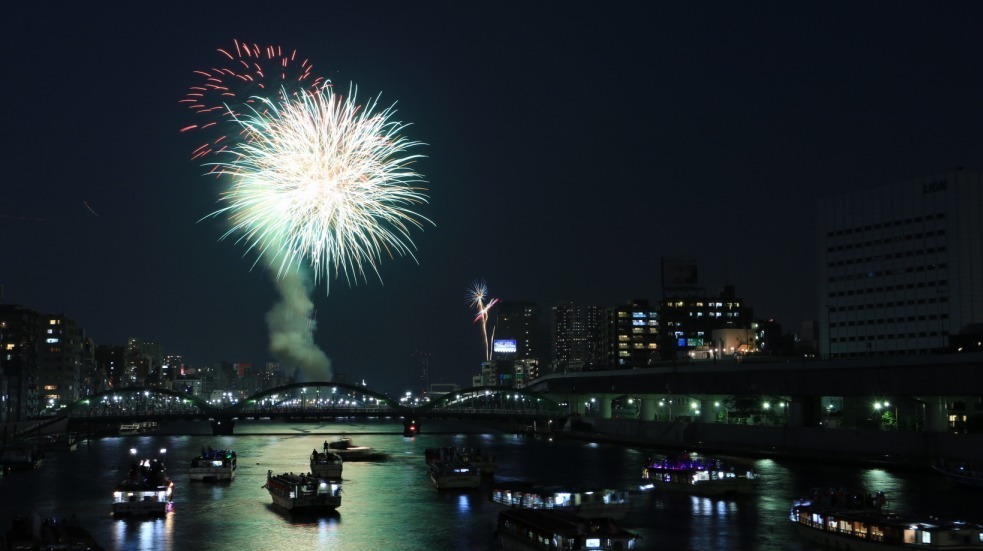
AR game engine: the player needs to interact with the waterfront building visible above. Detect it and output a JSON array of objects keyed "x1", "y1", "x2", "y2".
[
  {"x1": 38, "y1": 314, "x2": 85, "y2": 411},
  {"x1": 658, "y1": 285, "x2": 755, "y2": 360},
  {"x1": 818, "y1": 169, "x2": 983, "y2": 357},
  {"x1": 0, "y1": 304, "x2": 41, "y2": 421},
  {"x1": 550, "y1": 302, "x2": 602, "y2": 372},
  {"x1": 601, "y1": 299, "x2": 659, "y2": 369}
]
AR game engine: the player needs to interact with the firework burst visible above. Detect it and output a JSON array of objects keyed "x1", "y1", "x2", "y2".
[
  {"x1": 206, "y1": 84, "x2": 431, "y2": 291},
  {"x1": 467, "y1": 279, "x2": 499, "y2": 362},
  {"x1": 180, "y1": 40, "x2": 329, "y2": 160}
]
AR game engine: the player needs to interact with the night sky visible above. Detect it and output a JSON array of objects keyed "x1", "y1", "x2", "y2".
[{"x1": 3, "y1": 2, "x2": 982, "y2": 395}]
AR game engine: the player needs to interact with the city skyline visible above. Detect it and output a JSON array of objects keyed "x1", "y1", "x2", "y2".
[{"x1": 3, "y1": 2, "x2": 983, "y2": 394}]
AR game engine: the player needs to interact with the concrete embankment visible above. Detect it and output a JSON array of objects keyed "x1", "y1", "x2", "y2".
[{"x1": 554, "y1": 418, "x2": 983, "y2": 469}]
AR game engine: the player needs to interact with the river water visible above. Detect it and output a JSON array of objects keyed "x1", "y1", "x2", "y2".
[{"x1": 1, "y1": 419, "x2": 980, "y2": 551}]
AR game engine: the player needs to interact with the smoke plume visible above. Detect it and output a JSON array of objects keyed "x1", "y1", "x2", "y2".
[{"x1": 265, "y1": 270, "x2": 332, "y2": 382}]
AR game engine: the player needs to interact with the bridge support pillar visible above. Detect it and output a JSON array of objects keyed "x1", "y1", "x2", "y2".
[
  {"x1": 789, "y1": 396, "x2": 821, "y2": 428},
  {"x1": 211, "y1": 417, "x2": 235, "y2": 436},
  {"x1": 640, "y1": 398, "x2": 657, "y2": 421},
  {"x1": 699, "y1": 398, "x2": 719, "y2": 423},
  {"x1": 599, "y1": 394, "x2": 613, "y2": 420},
  {"x1": 922, "y1": 396, "x2": 950, "y2": 432}
]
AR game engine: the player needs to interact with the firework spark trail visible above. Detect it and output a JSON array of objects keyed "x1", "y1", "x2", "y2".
[
  {"x1": 207, "y1": 85, "x2": 430, "y2": 289},
  {"x1": 180, "y1": 40, "x2": 328, "y2": 160},
  {"x1": 200, "y1": 84, "x2": 430, "y2": 381},
  {"x1": 467, "y1": 279, "x2": 499, "y2": 362}
]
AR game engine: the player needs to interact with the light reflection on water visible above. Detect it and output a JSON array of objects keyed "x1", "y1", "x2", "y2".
[{"x1": 2, "y1": 420, "x2": 983, "y2": 550}]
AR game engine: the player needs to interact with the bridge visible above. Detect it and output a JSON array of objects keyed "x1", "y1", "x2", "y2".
[{"x1": 56, "y1": 383, "x2": 567, "y2": 435}]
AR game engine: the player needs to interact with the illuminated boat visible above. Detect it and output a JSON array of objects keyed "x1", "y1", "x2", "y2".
[
  {"x1": 497, "y1": 508, "x2": 640, "y2": 551},
  {"x1": 789, "y1": 488, "x2": 983, "y2": 550},
  {"x1": 112, "y1": 457, "x2": 173, "y2": 516},
  {"x1": 641, "y1": 452, "x2": 759, "y2": 496},
  {"x1": 429, "y1": 460, "x2": 481, "y2": 490},
  {"x1": 264, "y1": 470, "x2": 342, "y2": 512},
  {"x1": 325, "y1": 438, "x2": 388, "y2": 461},
  {"x1": 490, "y1": 481, "x2": 631, "y2": 520},
  {"x1": 311, "y1": 450, "x2": 343, "y2": 479},
  {"x1": 425, "y1": 446, "x2": 497, "y2": 474},
  {"x1": 189, "y1": 448, "x2": 236, "y2": 481}
]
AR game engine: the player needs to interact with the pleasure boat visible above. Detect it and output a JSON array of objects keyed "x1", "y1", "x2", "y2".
[
  {"x1": 490, "y1": 481, "x2": 631, "y2": 520},
  {"x1": 790, "y1": 488, "x2": 983, "y2": 550},
  {"x1": 311, "y1": 450, "x2": 343, "y2": 479},
  {"x1": 264, "y1": 470, "x2": 342, "y2": 512},
  {"x1": 497, "y1": 508, "x2": 640, "y2": 551},
  {"x1": 641, "y1": 452, "x2": 759, "y2": 496},
  {"x1": 324, "y1": 438, "x2": 388, "y2": 461},
  {"x1": 429, "y1": 460, "x2": 481, "y2": 490},
  {"x1": 425, "y1": 446, "x2": 497, "y2": 474},
  {"x1": 189, "y1": 448, "x2": 236, "y2": 481},
  {"x1": 112, "y1": 457, "x2": 173, "y2": 516}
]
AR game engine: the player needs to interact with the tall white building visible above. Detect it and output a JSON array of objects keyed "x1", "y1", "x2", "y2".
[{"x1": 818, "y1": 169, "x2": 983, "y2": 357}]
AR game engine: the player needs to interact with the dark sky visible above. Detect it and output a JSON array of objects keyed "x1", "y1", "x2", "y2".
[{"x1": 3, "y1": 2, "x2": 982, "y2": 395}]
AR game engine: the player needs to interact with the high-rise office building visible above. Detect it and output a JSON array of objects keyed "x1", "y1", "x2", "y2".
[
  {"x1": 551, "y1": 302, "x2": 602, "y2": 372},
  {"x1": 818, "y1": 169, "x2": 983, "y2": 357},
  {"x1": 493, "y1": 301, "x2": 542, "y2": 361}
]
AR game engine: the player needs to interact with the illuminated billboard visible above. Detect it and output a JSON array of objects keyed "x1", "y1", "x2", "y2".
[{"x1": 493, "y1": 339, "x2": 517, "y2": 354}]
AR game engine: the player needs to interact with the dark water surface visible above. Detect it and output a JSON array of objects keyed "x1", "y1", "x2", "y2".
[{"x1": 2, "y1": 419, "x2": 981, "y2": 550}]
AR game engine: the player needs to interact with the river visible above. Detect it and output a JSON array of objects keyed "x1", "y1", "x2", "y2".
[{"x1": 1, "y1": 419, "x2": 980, "y2": 550}]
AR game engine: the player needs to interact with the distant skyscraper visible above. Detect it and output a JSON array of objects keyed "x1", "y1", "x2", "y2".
[
  {"x1": 818, "y1": 169, "x2": 983, "y2": 357},
  {"x1": 493, "y1": 301, "x2": 542, "y2": 362},
  {"x1": 551, "y1": 302, "x2": 602, "y2": 372}
]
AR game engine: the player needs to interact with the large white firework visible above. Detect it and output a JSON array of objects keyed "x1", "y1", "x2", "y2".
[{"x1": 207, "y1": 84, "x2": 430, "y2": 289}]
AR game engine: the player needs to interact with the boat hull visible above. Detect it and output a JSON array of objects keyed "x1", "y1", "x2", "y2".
[
  {"x1": 656, "y1": 479, "x2": 759, "y2": 496},
  {"x1": 431, "y1": 473, "x2": 482, "y2": 490},
  {"x1": 268, "y1": 492, "x2": 342, "y2": 512},
  {"x1": 189, "y1": 467, "x2": 235, "y2": 481},
  {"x1": 265, "y1": 472, "x2": 342, "y2": 513},
  {"x1": 112, "y1": 500, "x2": 171, "y2": 517}
]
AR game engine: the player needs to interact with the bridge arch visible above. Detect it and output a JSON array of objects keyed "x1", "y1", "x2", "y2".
[
  {"x1": 64, "y1": 386, "x2": 218, "y2": 417},
  {"x1": 232, "y1": 381, "x2": 403, "y2": 416}
]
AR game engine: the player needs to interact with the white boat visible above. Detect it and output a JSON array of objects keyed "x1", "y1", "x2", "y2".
[
  {"x1": 118, "y1": 423, "x2": 142, "y2": 435},
  {"x1": 311, "y1": 450, "x2": 343, "y2": 479},
  {"x1": 641, "y1": 452, "x2": 759, "y2": 496},
  {"x1": 491, "y1": 482, "x2": 631, "y2": 520},
  {"x1": 790, "y1": 488, "x2": 983, "y2": 550},
  {"x1": 932, "y1": 458, "x2": 983, "y2": 489},
  {"x1": 189, "y1": 448, "x2": 236, "y2": 481},
  {"x1": 429, "y1": 460, "x2": 481, "y2": 490},
  {"x1": 112, "y1": 457, "x2": 173, "y2": 516},
  {"x1": 497, "y1": 508, "x2": 640, "y2": 551},
  {"x1": 264, "y1": 470, "x2": 342, "y2": 512}
]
